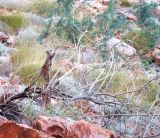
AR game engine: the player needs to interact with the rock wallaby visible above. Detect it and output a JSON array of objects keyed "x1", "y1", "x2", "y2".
[
  {"x1": 40, "y1": 49, "x2": 56, "y2": 83},
  {"x1": 40, "y1": 49, "x2": 56, "y2": 109}
]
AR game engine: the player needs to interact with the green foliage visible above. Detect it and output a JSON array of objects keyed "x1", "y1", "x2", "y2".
[
  {"x1": 95, "y1": 0, "x2": 128, "y2": 61},
  {"x1": 0, "y1": 13, "x2": 27, "y2": 31},
  {"x1": 142, "y1": 58, "x2": 153, "y2": 70},
  {"x1": 57, "y1": 0, "x2": 73, "y2": 16},
  {"x1": 38, "y1": 0, "x2": 94, "y2": 44},
  {"x1": 56, "y1": 17, "x2": 94, "y2": 43},
  {"x1": 55, "y1": 0, "x2": 94, "y2": 43},
  {"x1": 136, "y1": 2, "x2": 160, "y2": 50},
  {"x1": 96, "y1": 0, "x2": 127, "y2": 37},
  {"x1": 38, "y1": 0, "x2": 129, "y2": 45},
  {"x1": 137, "y1": 2, "x2": 158, "y2": 23}
]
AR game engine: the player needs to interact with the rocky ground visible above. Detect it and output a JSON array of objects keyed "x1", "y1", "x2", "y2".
[{"x1": 0, "y1": 0, "x2": 160, "y2": 137}]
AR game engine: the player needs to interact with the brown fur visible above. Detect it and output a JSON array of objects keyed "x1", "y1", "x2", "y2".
[
  {"x1": 40, "y1": 49, "x2": 56, "y2": 109},
  {"x1": 40, "y1": 50, "x2": 55, "y2": 83}
]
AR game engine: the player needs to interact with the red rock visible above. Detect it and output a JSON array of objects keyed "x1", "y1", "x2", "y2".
[
  {"x1": 0, "y1": 32, "x2": 15, "y2": 47},
  {"x1": 74, "y1": 100, "x2": 101, "y2": 116},
  {"x1": 144, "y1": 47, "x2": 160, "y2": 64},
  {"x1": 0, "y1": 117, "x2": 53, "y2": 138},
  {"x1": 10, "y1": 75, "x2": 21, "y2": 85},
  {"x1": 126, "y1": 14, "x2": 137, "y2": 21},
  {"x1": 33, "y1": 116, "x2": 119, "y2": 138},
  {"x1": 0, "y1": 32, "x2": 9, "y2": 41},
  {"x1": 153, "y1": 48, "x2": 160, "y2": 63},
  {"x1": 143, "y1": 51, "x2": 154, "y2": 59}
]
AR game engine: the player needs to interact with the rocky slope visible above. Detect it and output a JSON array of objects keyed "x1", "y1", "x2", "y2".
[{"x1": 0, "y1": 0, "x2": 160, "y2": 137}]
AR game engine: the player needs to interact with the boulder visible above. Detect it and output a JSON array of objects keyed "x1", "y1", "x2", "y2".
[
  {"x1": 81, "y1": 48, "x2": 100, "y2": 64},
  {"x1": 33, "y1": 116, "x2": 119, "y2": 138},
  {"x1": 0, "y1": 116, "x2": 53, "y2": 138},
  {"x1": 116, "y1": 7, "x2": 137, "y2": 21},
  {"x1": 0, "y1": 32, "x2": 15, "y2": 47},
  {"x1": 0, "y1": 75, "x2": 25, "y2": 95},
  {"x1": 58, "y1": 75, "x2": 81, "y2": 96},
  {"x1": 106, "y1": 37, "x2": 136, "y2": 56}
]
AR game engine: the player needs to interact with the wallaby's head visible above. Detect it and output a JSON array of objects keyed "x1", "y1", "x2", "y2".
[{"x1": 45, "y1": 49, "x2": 55, "y2": 59}]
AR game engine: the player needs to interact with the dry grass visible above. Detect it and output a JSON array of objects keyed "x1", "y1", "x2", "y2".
[
  {"x1": 89, "y1": 69, "x2": 159, "y2": 104},
  {"x1": 0, "y1": 13, "x2": 27, "y2": 32},
  {"x1": 10, "y1": 42, "x2": 60, "y2": 85},
  {"x1": 123, "y1": 30, "x2": 154, "y2": 55}
]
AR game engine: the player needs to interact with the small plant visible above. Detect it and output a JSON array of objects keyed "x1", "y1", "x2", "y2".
[
  {"x1": 142, "y1": 83, "x2": 160, "y2": 103},
  {"x1": 142, "y1": 58, "x2": 153, "y2": 70},
  {"x1": 120, "y1": 0, "x2": 132, "y2": 7},
  {"x1": 123, "y1": 30, "x2": 154, "y2": 55},
  {"x1": 98, "y1": 72, "x2": 145, "y2": 93},
  {"x1": 31, "y1": 0, "x2": 55, "y2": 17},
  {"x1": 43, "y1": 104, "x2": 83, "y2": 120},
  {"x1": 136, "y1": 2, "x2": 160, "y2": 52},
  {"x1": 0, "y1": 13, "x2": 27, "y2": 31},
  {"x1": 16, "y1": 63, "x2": 44, "y2": 85}
]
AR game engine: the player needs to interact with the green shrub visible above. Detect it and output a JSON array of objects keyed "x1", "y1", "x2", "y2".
[
  {"x1": 32, "y1": 0, "x2": 54, "y2": 16},
  {"x1": 16, "y1": 64, "x2": 44, "y2": 85},
  {"x1": 99, "y1": 72, "x2": 147, "y2": 94},
  {"x1": 135, "y1": 2, "x2": 160, "y2": 54},
  {"x1": 23, "y1": 101, "x2": 82, "y2": 121},
  {"x1": 123, "y1": 30, "x2": 154, "y2": 55},
  {"x1": 142, "y1": 83, "x2": 159, "y2": 104},
  {"x1": 120, "y1": 0, "x2": 132, "y2": 7},
  {"x1": 0, "y1": 13, "x2": 27, "y2": 31},
  {"x1": 94, "y1": 71, "x2": 159, "y2": 103}
]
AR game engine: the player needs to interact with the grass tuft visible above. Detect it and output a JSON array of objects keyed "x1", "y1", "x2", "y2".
[
  {"x1": 0, "y1": 13, "x2": 27, "y2": 31},
  {"x1": 31, "y1": 0, "x2": 55, "y2": 17},
  {"x1": 123, "y1": 30, "x2": 154, "y2": 55}
]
